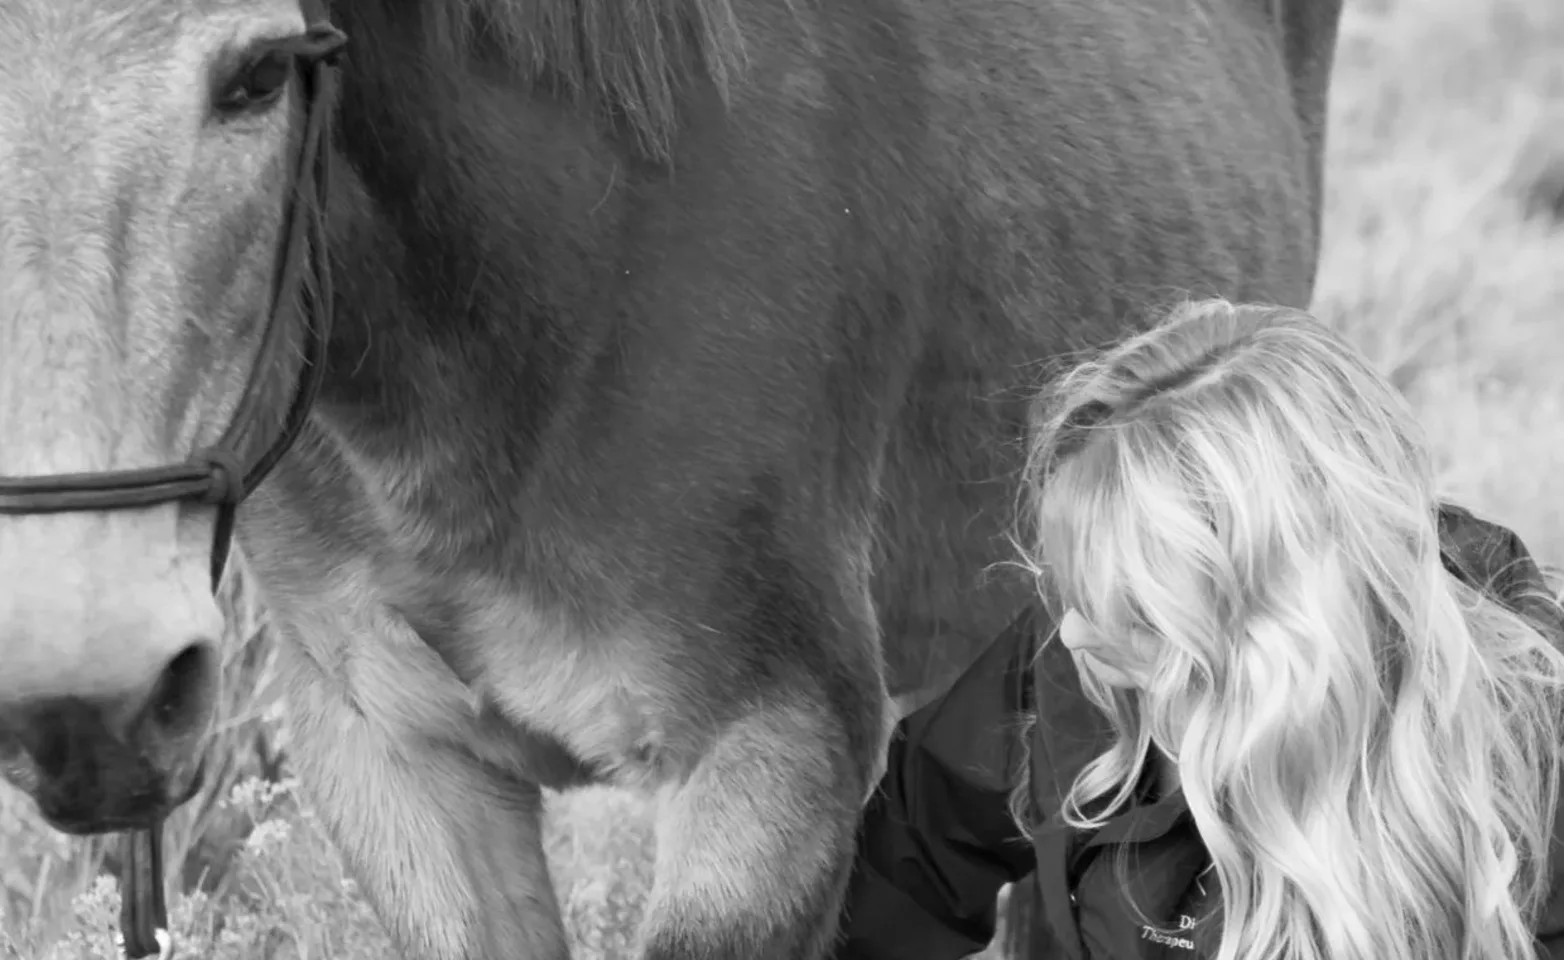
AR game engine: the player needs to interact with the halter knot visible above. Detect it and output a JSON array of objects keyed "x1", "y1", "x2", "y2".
[{"x1": 196, "y1": 448, "x2": 248, "y2": 505}]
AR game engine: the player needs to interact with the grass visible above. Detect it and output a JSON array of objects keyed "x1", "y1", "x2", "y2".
[{"x1": 5, "y1": 0, "x2": 1564, "y2": 956}]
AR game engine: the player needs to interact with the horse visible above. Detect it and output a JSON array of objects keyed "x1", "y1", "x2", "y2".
[{"x1": 0, "y1": 0, "x2": 1341, "y2": 957}]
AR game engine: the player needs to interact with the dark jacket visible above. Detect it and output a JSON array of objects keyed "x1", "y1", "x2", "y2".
[{"x1": 834, "y1": 504, "x2": 1564, "y2": 959}]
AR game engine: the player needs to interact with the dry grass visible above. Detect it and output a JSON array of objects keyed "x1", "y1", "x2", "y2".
[{"x1": 5, "y1": 0, "x2": 1564, "y2": 956}]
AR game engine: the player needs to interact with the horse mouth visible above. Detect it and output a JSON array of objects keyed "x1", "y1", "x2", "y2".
[
  {"x1": 44, "y1": 810, "x2": 168, "y2": 836},
  {"x1": 30, "y1": 758, "x2": 207, "y2": 837}
]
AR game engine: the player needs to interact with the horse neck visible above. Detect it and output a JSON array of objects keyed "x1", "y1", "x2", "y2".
[{"x1": 316, "y1": 24, "x2": 632, "y2": 464}]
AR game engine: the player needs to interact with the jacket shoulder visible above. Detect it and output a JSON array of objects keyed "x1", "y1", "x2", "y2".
[{"x1": 1437, "y1": 502, "x2": 1562, "y2": 638}]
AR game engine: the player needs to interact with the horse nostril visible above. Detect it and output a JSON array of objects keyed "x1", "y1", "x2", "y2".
[
  {"x1": 23, "y1": 702, "x2": 80, "y2": 780},
  {"x1": 145, "y1": 642, "x2": 216, "y2": 739}
]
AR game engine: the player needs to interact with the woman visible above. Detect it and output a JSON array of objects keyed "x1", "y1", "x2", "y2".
[{"x1": 833, "y1": 300, "x2": 1564, "y2": 959}]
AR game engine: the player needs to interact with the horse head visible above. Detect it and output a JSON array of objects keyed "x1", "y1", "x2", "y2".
[{"x1": 0, "y1": 0, "x2": 340, "y2": 837}]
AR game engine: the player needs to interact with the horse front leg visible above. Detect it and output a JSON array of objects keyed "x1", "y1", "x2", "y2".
[
  {"x1": 638, "y1": 671, "x2": 891, "y2": 960},
  {"x1": 273, "y1": 602, "x2": 572, "y2": 960}
]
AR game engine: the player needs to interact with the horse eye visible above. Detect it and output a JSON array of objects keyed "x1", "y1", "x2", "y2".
[{"x1": 214, "y1": 49, "x2": 293, "y2": 115}]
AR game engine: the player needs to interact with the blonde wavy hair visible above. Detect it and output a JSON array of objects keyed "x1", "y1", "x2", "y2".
[{"x1": 1017, "y1": 299, "x2": 1564, "y2": 960}]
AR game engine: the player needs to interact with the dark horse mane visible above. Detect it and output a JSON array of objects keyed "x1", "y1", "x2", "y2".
[{"x1": 413, "y1": 0, "x2": 747, "y2": 160}]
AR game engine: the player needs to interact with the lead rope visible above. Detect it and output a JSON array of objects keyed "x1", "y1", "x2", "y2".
[
  {"x1": 115, "y1": 825, "x2": 170, "y2": 960},
  {"x1": 111, "y1": 26, "x2": 344, "y2": 958}
]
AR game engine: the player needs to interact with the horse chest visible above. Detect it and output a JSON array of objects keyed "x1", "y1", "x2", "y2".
[{"x1": 408, "y1": 588, "x2": 683, "y2": 790}]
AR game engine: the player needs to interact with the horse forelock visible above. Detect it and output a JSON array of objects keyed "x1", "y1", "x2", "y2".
[{"x1": 410, "y1": 0, "x2": 748, "y2": 160}]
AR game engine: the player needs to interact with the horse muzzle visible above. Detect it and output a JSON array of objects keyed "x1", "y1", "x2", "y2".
[{"x1": 0, "y1": 659, "x2": 213, "y2": 835}]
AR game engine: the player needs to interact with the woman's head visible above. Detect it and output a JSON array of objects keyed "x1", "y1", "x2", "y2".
[
  {"x1": 1031, "y1": 300, "x2": 1436, "y2": 708},
  {"x1": 1021, "y1": 299, "x2": 1564, "y2": 960}
]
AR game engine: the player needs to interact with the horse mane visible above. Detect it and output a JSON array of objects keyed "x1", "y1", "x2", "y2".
[{"x1": 419, "y1": 0, "x2": 748, "y2": 161}]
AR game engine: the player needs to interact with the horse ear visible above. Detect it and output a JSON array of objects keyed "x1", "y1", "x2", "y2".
[{"x1": 298, "y1": 23, "x2": 349, "y2": 65}]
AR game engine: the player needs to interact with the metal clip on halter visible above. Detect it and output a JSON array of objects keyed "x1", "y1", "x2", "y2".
[{"x1": 113, "y1": 931, "x2": 174, "y2": 960}]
